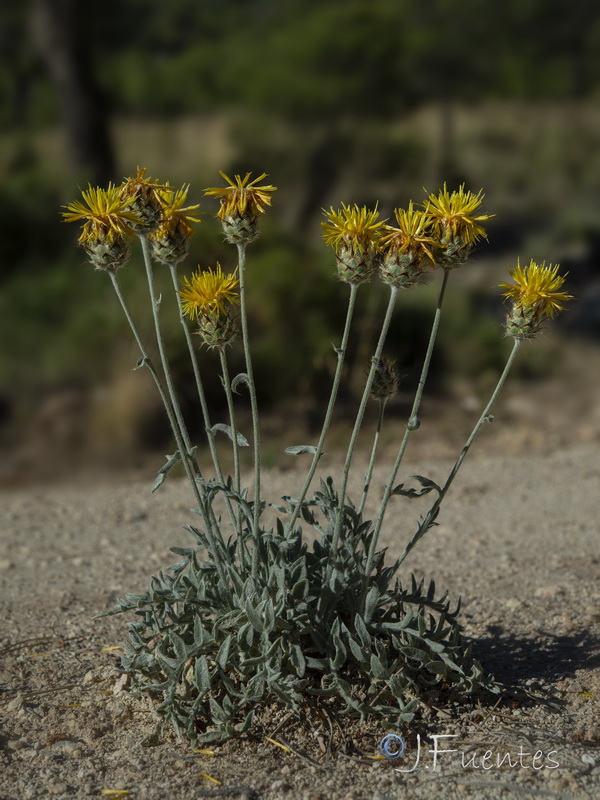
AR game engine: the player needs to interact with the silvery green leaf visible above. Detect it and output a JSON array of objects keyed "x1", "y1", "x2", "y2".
[
  {"x1": 331, "y1": 624, "x2": 346, "y2": 670},
  {"x1": 289, "y1": 644, "x2": 306, "y2": 677},
  {"x1": 364, "y1": 586, "x2": 380, "y2": 622},
  {"x1": 169, "y1": 631, "x2": 189, "y2": 662},
  {"x1": 354, "y1": 614, "x2": 371, "y2": 650},
  {"x1": 269, "y1": 502, "x2": 288, "y2": 513},
  {"x1": 245, "y1": 600, "x2": 263, "y2": 633},
  {"x1": 231, "y1": 372, "x2": 250, "y2": 393},
  {"x1": 370, "y1": 653, "x2": 388, "y2": 680},
  {"x1": 263, "y1": 600, "x2": 275, "y2": 634},
  {"x1": 391, "y1": 482, "x2": 432, "y2": 499},
  {"x1": 284, "y1": 446, "x2": 318, "y2": 456},
  {"x1": 134, "y1": 356, "x2": 148, "y2": 371},
  {"x1": 215, "y1": 636, "x2": 232, "y2": 671},
  {"x1": 211, "y1": 423, "x2": 249, "y2": 446},
  {"x1": 195, "y1": 655, "x2": 211, "y2": 690},
  {"x1": 346, "y1": 635, "x2": 367, "y2": 663},
  {"x1": 412, "y1": 475, "x2": 442, "y2": 494},
  {"x1": 151, "y1": 451, "x2": 182, "y2": 493},
  {"x1": 194, "y1": 615, "x2": 209, "y2": 646}
]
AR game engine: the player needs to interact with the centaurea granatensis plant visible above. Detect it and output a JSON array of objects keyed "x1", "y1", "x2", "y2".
[{"x1": 63, "y1": 173, "x2": 570, "y2": 744}]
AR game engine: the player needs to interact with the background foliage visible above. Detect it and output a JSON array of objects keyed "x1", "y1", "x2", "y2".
[{"x1": 1, "y1": 0, "x2": 598, "y2": 473}]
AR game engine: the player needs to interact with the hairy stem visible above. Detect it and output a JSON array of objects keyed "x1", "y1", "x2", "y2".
[
  {"x1": 236, "y1": 243, "x2": 262, "y2": 579},
  {"x1": 286, "y1": 282, "x2": 359, "y2": 534},
  {"x1": 328, "y1": 284, "x2": 398, "y2": 569},
  {"x1": 218, "y1": 347, "x2": 241, "y2": 494},
  {"x1": 168, "y1": 263, "x2": 239, "y2": 534},
  {"x1": 108, "y1": 270, "x2": 228, "y2": 580},
  {"x1": 364, "y1": 268, "x2": 451, "y2": 578},
  {"x1": 358, "y1": 397, "x2": 386, "y2": 517},
  {"x1": 140, "y1": 235, "x2": 198, "y2": 479},
  {"x1": 395, "y1": 337, "x2": 523, "y2": 568}
]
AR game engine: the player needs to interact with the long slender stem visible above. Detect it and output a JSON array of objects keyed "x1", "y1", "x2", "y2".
[
  {"x1": 139, "y1": 235, "x2": 198, "y2": 480},
  {"x1": 168, "y1": 263, "x2": 239, "y2": 535},
  {"x1": 137, "y1": 241, "x2": 234, "y2": 581},
  {"x1": 358, "y1": 398, "x2": 386, "y2": 517},
  {"x1": 364, "y1": 268, "x2": 451, "y2": 578},
  {"x1": 286, "y1": 282, "x2": 359, "y2": 534},
  {"x1": 236, "y1": 243, "x2": 262, "y2": 578},
  {"x1": 218, "y1": 348, "x2": 241, "y2": 494},
  {"x1": 168, "y1": 265, "x2": 223, "y2": 481},
  {"x1": 395, "y1": 337, "x2": 523, "y2": 568},
  {"x1": 329, "y1": 284, "x2": 398, "y2": 565},
  {"x1": 109, "y1": 270, "x2": 229, "y2": 582},
  {"x1": 108, "y1": 271, "x2": 183, "y2": 464}
]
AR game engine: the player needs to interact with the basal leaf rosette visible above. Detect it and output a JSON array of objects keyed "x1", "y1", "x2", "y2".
[
  {"x1": 62, "y1": 184, "x2": 139, "y2": 271},
  {"x1": 424, "y1": 184, "x2": 491, "y2": 267},
  {"x1": 322, "y1": 203, "x2": 385, "y2": 284},
  {"x1": 379, "y1": 203, "x2": 438, "y2": 288},
  {"x1": 179, "y1": 264, "x2": 240, "y2": 348},
  {"x1": 149, "y1": 184, "x2": 201, "y2": 265},
  {"x1": 499, "y1": 260, "x2": 572, "y2": 339},
  {"x1": 204, "y1": 171, "x2": 276, "y2": 244}
]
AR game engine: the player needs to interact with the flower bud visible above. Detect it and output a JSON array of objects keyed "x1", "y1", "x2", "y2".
[{"x1": 370, "y1": 357, "x2": 401, "y2": 400}]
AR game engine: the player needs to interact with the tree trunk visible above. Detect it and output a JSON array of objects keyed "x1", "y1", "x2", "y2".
[{"x1": 30, "y1": 0, "x2": 115, "y2": 185}]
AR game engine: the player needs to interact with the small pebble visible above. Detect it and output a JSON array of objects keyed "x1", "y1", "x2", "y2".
[{"x1": 47, "y1": 781, "x2": 68, "y2": 795}]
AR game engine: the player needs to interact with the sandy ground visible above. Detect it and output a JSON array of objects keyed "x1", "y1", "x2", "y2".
[{"x1": 1, "y1": 431, "x2": 599, "y2": 800}]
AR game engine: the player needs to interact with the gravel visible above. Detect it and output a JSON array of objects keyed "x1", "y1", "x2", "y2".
[{"x1": 1, "y1": 443, "x2": 599, "y2": 799}]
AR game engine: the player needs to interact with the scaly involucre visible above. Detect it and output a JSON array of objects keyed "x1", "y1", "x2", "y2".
[
  {"x1": 179, "y1": 264, "x2": 239, "y2": 320},
  {"x1": 120, "y1": 167, "x2": 169, "y2": 232}
]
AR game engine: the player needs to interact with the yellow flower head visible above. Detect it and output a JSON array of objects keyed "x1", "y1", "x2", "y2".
[
  {"x1": 322, "y1": 203, "x2": 384, "y2": 284},
  {"x1": 380, "y1": 203, "x2": 437, "y2": 265},
  {"x1": 149, "y1": 185, "x2": 201, "y2": 265},
  {"x1": 156, "y1": 184, "x2": 200, "y2": 232},
  {"x1": 204, "y1": 171, "x2": 276, "y2": 220},
  {"x1": 424, "y1": 184, "x2": 491, "y2": 247},
  {"x1": 120, "y1": 167, "x2": 169, "y2": 231},
  {"x1": 179, "y1": 264, "x2": 239, "y2": 320},
  {"x1": 499, "y1": 260, "x2": 572, "y2": 318},
  {"x1": 322, "y1": 203, "x2": 384, "y2": 254},
  {"x1": 62, "y1": 184, "x2": 139, "y2": 243}
]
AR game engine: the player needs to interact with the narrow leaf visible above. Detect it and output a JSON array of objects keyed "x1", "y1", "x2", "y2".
[
  {"x1": 151, "y1": 451, "x2": 182, "y2": 493},
  {"x1": 231, "y1": 373, "x2": 250, "y2": 393},
  {"x1": 215, "y1": 636, "x2": 232, "y2": 671},
  {"x1": 211, "y1": 423, "x2": 249, "y2": 447},
  {"x1": 412, "y1": 475, "x2": 442, "y2": 493},
  {"x1": 284, "y1": 445, "x2": 319, "y2": 456},
  {"x1": 195, "y1": 655, "x2": 211, "y2": 691}
]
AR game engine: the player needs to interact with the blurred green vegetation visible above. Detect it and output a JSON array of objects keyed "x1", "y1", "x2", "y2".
[{"x1": 1, "y1": 0, "x2": 598, "y2": 463}]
